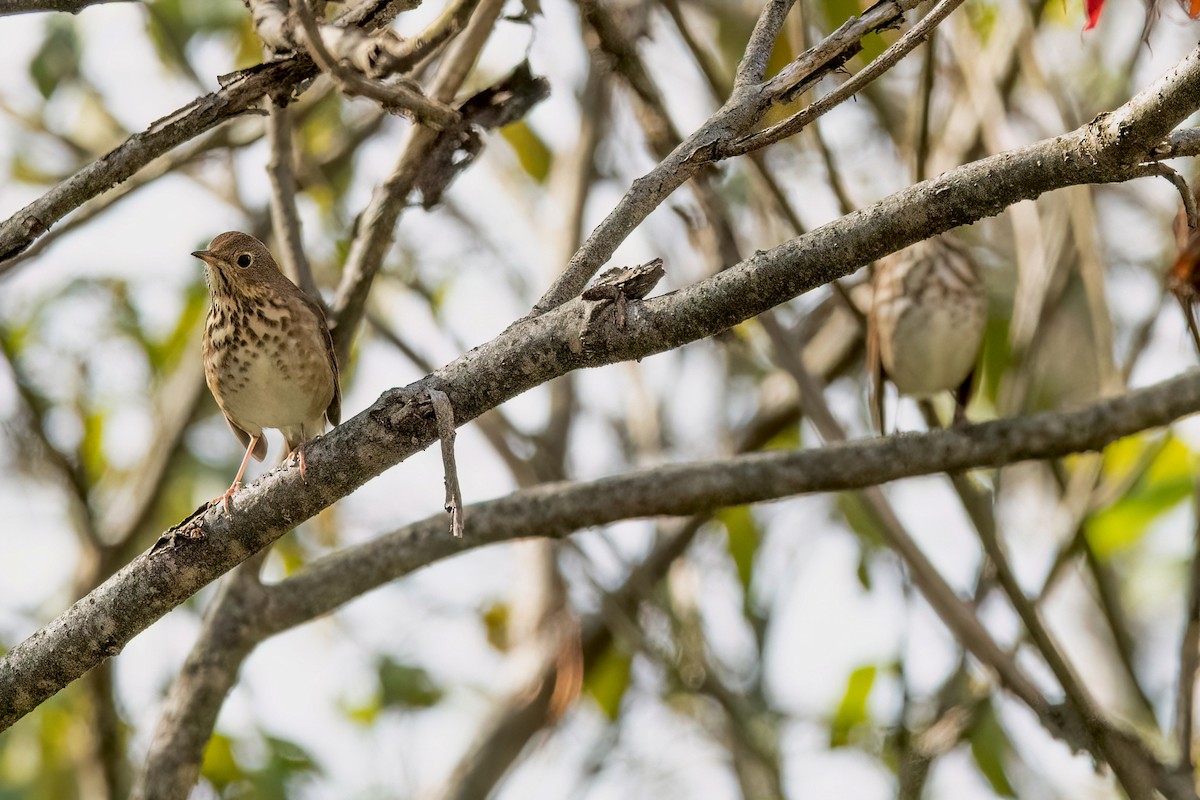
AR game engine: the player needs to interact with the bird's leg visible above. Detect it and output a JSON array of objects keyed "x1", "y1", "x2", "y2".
[
  {"x1": 287, "y1": 426, "x2": 310, "y2": 482},
  {"x1": 952, "y1": 369, "x2": 976, "y2": 427},
  {"x1": 292, "y1": 443, "x2": 308, "y2": 481},
  {"x1": 221, "y1": 436, "x2": 258, "y2": 514}
]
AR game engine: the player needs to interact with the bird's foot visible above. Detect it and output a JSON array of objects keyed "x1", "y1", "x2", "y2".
[
  {"x1": 220, "y1": 481, "x2": 243, "y2": 515},
  {"x1": 289, "y1": 444, "x2": 308, "y2": 482}
]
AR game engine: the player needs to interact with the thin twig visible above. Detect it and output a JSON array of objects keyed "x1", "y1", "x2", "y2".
[
  {"x1": 292, "y1": 0, "x2": 459, "y2": 128},
  {"x1": 727, "y1": 0, "x2": 967, "y2": 157},
  {"x1": 329, "y1": 0, "x2": 507, "y2": 360},
  {"x1": 428, "y1": 388, "x2": 464, "y2": 537},
  {"x1": 265, "y1": 100, "x2": 318, "y2": 296}
]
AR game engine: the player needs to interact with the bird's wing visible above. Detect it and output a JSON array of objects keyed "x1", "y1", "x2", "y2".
[
  {"x1": 302, "y1": 292, "x2": 341, "y2": 427},
  {"x1": 226, "y1": 415, "x2": 268, "y2": 461}
]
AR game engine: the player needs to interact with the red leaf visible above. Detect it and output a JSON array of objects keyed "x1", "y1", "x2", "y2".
[{"x1": 1084, "y1": 0, "x2": 1105, "y2": 28}]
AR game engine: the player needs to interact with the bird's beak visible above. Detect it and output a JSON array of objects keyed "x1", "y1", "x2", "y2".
[{"x1": 192, "y1": 249, "x2": 216, "y2": 264}]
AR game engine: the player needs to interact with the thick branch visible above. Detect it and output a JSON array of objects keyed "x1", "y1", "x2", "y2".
[
  {"x1": 0, "y1": 0, "x2": 134, "y2": 14},
  {"x1": 8, "y1": 357, "x2": 1200, "y2": 732},
  {"x1": 3, "y1": 46, "x2": 1200, "y2": 728},
  {"x1": 130, "y1": 557, "x2": 267, "y2": 800}
]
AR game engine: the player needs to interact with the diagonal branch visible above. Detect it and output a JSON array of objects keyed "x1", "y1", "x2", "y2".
[
  {"x1": 530, "y1": 0, "x2": 928, "y2": 313},
  {"x1": 0, "y1": 0, "x2": 135, "y2": 14},
  {"x1": 328, "y1": 0, "x2": 508, "y2": 359},
  {"x1": 0, "y1": 0, "x2": 412, "y2": 270},
  {"x1": 725, "y1": 0, "x2": 966, "y2": 157},
  {"x1": 3, "y1": 44, "x2": 1200, "y2": 730},
  {"x1": 8, "y1": 360, "x2": 1200, "y2": 733}
]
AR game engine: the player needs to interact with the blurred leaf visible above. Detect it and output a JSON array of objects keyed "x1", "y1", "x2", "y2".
[
  {"x1": 836, "y1": 492, "x2": 884, "y2": 548},
  {"x1": 30, "y1": 19, "x2": 81, "y2": 99},
  {"x1": 145, "y1": 0, "x2": 248, "y2": 75},
  {"x1": 818, "y1": 0, "x2": 886, "y2": 63},
  {"x1": 247, "y1": 736, "x2": 319, "y2": 800},
  {"x1": 584, "y1": 647, "x2": 631, "y2": 720},
  {"x1": 482, "y1": 602, "x2": 511, "y2": 651},
  {"x1": 149, "y1": 278, "x2": 208, "y2": 370},
  {"x1": 9, "y1": 151, "x2": 67, "y2": 185},
  {"x1": 763, "y1": 29, "x2": 794, "y2": 81},
  {"x1": 966, "y1": 0, "x2": 1001, "y2": 42},
  {"x1": 976, "y1": 305, "x2": 1011, "y2": 411},
  {"x1": 830, "y1": 664, "x2": 875, "y2": 747},
  {"x1": 717, "y1": 505, "x2": 759, "y2": 593},
  {"x1": 341, "y1": 697, "x2": 381, "y2": 726},
  {"x1": 855, "y1": 548, "x2": 872, "y2": 590},
  {"x1": 377, "y1": 657, "x2": 443, "y2": 709},
  {"x1": 499, "y1": 121, "x2": 552, "y2": 184},
  {"x1": 761, "y1": 422, "x2": 801, "y2": 451},
  {"x1": 79, "y1": 408, "x2": 105, "y2": 483},
  {"x1": 969, "y1": 699, "x2": 1017, "y2": 797},
  {"x1": 272, "y1": 535, "x2": 307, "y2": 576},
  {"x1": 1086, "y1": 435, "x2": 1193, "y2": 559},
  {"x1": 200, "y1": 733, "x2": 243, "y2": 792}
]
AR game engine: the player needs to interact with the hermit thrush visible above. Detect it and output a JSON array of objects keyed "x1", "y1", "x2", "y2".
[
  {"x1": 866, "y1": 233, "x2": 987, "y2": 433},
  {"x1": 194, "y1": 232, "x2": 341, "y2": 513}
]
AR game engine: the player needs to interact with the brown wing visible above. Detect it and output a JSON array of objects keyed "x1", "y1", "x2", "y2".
[
  {"x1": 866, "y1": 306, "x2": 886, "y2": 436},
  {"x1": 226, "y1": 416, "x2": 268, "y2": 461},
  {"x1": 301, "y1": 292, "x2": 341, "y2": 427}
]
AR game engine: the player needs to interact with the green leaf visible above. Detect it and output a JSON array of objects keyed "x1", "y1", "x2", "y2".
[
  {"x1": 976, "y1": 304, "x2": 1012, "y2": 412},
  {"x1": 79, "y1": 408, "x2": 105, "y2": 483},
  {"x1": 9, "y1": 151, "x2": 67, "y2": 185},
  {"x1": 200, "y1": 733, "x2": 243, "y2": 792},
  {"x1": 30, "y1": 19, "x2": 81, "y2": 99},
  {"x1": 717, "y1": 506, "x2": 760, "y2": 593},
  {"x1": 830, "y1": 665, "x2": 875, "y2": 747},
  {"x1": 969, "y1": 699, "x2": 1017, "y2": 797},
  {"x1": 966, "y1": 0, "x2": 1001, "y2": 42},
  {"x1": 836, "y1": 493, "x2": 885, "y2": 548},
  {"x1": 144, "y1": 0, "x2": 248, "y2": 75},
  {"x1": 482, "y1": 602, "x2": 511, "y2": 652},
  {"x1": 1086, "y1": 435, "x2": 1193, "y2": 559},
  {"x1": 341, "y1": 697, "x2": 381, "y2": 726},
  {"x1": 761, "y1": 422, "x2": 801, "y2": 451},
  {"x1": 499, "y1": 121, "x2": 552, "y2": 184},
  {"x1": 583, "y1": 647, "x2": 631, "y2": 720},
  {"x1": 817, "y1": 0, "x2": 887, "y2": 64},
  {"x1": 377, "y1": 657, "x2": 443, "y2": 709},
  {"x1": 147, "y1": 276, "x2": 207, "y2": 370}
]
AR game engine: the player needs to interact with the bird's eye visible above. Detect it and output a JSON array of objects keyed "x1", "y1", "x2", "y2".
[{"x1": 236, "y1": 253, "x2": 252, "y2": 268}]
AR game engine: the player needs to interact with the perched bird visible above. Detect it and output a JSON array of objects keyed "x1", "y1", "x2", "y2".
[
  {"x1": 194, "y1": 232, "x2": 340, "y2": 512},
  {"x1": 866, "y1": 234, "x2": 987, "y2": 433}
]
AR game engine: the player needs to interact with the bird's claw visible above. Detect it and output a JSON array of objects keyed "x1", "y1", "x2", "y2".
[
  {"x1": 221, "y1": 481, "x2": 242, "y2": 515},
  {"x1": 288, "y1": 445, "x2": 308, "y2": 482}
]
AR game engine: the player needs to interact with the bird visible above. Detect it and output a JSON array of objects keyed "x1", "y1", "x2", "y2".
[
  {"x1": 866, "y1": 233, "x2": 987, "y2": 434},
  {"x1": 193, "y1": 231, "x2": 340, "y2": 513}
]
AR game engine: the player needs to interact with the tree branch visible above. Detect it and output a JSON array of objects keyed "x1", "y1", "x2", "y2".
[
  {"x1": 130, "y1": 554, "x2": 269, "y2": 800},
  {"x1": 4, "y1": 44, "x2": 1200, "y2": 729},
  {"x1": 0, "y1": 0, "x2": 135, "y2": 14},
  {"x1": 0, "y1": 0, "x2": 412, "y2": 269},
  {"x1": 265, "y1": 100, "x2": 318, "y2": 297},
  {"x1": 328, "y1": 0, "x2": 507, "y2": 359},
  {"x1": 530, "y1": 0, "x2": 930, "y2": 314}
]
